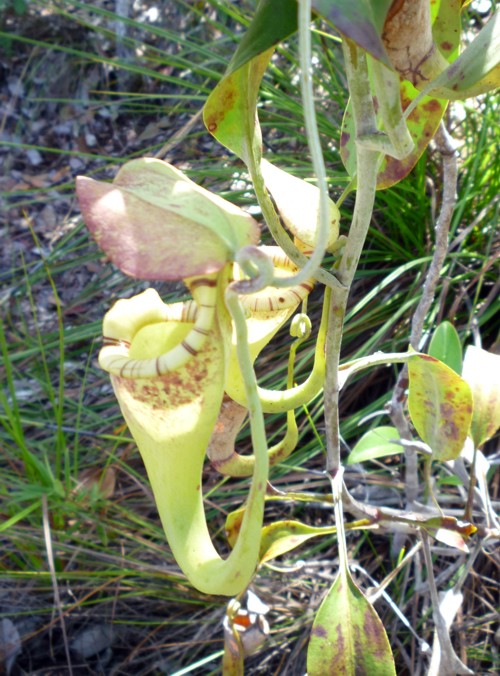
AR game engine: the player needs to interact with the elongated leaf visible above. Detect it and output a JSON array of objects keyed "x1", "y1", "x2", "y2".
[
  {"x1": 308, "y1": 572, "x2": 396, "y2": 675},
  {"x1": 346, "y1": 426, "x2": 401, "y2": 464},
  {"x1": 220, "y1": 0, "x2": 395, "y2": 75},
  {"x1": 340, "y1": 0, "x2": 462, "y2": 188},
  {"x1": 407, "y1": 355, "x2": 473, "y2": 461},
  {"x1": 428, "y1": 321, "x2": 462, "y2": 375},
  {"x1": 431, "y1": 0, "x2": 461, "y2": 63},
  {"x1": 424, "y1": 9, "x2": 500, "y2": 99},
  {"x1": 228, "y1": 0, "x2": 298, "y2": 75},
  {"x1": 313, "y1": 0, "x2": 393, "y2": 66},
  {"x1": 462, "y1": 345, "x2": 500, "y2": 448},
  {"x1": 203, "y1": 49, "x2": 272, "y2": 165}
]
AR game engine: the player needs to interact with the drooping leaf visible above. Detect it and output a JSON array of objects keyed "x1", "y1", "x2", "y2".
[
  {"x1": 307, "y1": 572, "x2": 396, "y2": 675},
  {"x1": 422, "y1": 515, "x2": 476, "y2": 552},
  {"x1": 203, "y1": 48, "x2": 273, "y2": 165},
  {"x1": 340, "y1": 0, "x2": 463, "y2": 188},
  {"x1": 346, "y1": 426, "x2": 402, "y2": 464},
  {"x1": 462, "y1": 345, "x2": 500, "y2": 448},
  {"x1": 217, "y1": 0, "x2": 395, "y2": 76},
  {"x1": 428, "y1": 321, "x2": 463, "y2": 375},
  {"x1": 407, "y1": 355, "x2": 473, "y2": 461},
  {"x1": 313, "y1": 0, "x2": 393, "y2": 67},
  {"x1": 259, "y1": 520, "x2": 337, "y2": 564},
  {"x1": 77, "y1": 159, "x2": 259, "y2": 280}
]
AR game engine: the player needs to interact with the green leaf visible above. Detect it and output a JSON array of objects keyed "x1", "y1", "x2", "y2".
[
  {"x1": 203, "y1": 49, "x2": 272, "y2": 165},
  {"x1": 307, "y1": 572, "x2": 396, "y2": 675},
  {"x1": 346, "y1": 426, "x2": 401, "y2": 464},
  {"x1": 227, "y1": 0, "x2": 298, "y2": 75},
  {"x1": 313, "y1": 0, "x2": 393, "y2": 67},
  {"x1": 431, "y1": 0, "x2": 461, "y2": 63},
  {"x1": 428, "y1": 321, "x2": 463, "y2": 375},
  {"x1": 221, "y1": 0, "x2": 395, "y2": 74},
  {"x1": 462, "y1": 345, "x2": 500, "y2": 448},
  {"x1": 422, "y1": 9, "x2": 500, "y2": 100},
  {"x1": 407, "y1": 355, "x2": 473, "y2": 461}
]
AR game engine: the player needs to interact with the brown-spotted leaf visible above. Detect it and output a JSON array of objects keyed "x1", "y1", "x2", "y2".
[
  {"x1": 340, "y1": 0, "x2": 461, "y2": 188},
  {"x1": 260, "y1": 159, "x2": 340, "y2": 251},
  {"x1": 462, "y1": 345, "x2": 500, "y2": 448},
  {"x1": 307, "y1": 572, "x2": 396, "y2": 675},
  {"x1": 340, "y1": 85, "x2": 447, "y2": 189},
  {"x1": 408, "y1": 354, "x2": 473, "y2": 461},
  {"x1": 203, "y1": 49, "x2": 273, "y2": 166}
]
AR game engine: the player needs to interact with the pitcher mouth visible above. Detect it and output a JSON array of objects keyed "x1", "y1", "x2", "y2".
[{"x1": 98, "y1": 279, "x2": 218, "y2": 379}]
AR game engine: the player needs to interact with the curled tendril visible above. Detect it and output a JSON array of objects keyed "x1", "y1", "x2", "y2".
[{"x1": 231, "y1": 245, "x2": 275, "y2": 296}]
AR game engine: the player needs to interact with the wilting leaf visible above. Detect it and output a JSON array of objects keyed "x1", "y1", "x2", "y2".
[
  {"x1": 259, "y1": 520, "x2": 337, "y2": 564},
  {"x1": 407, "y1": 355, "x2": 473, "y2": 461},
  {"x1": 346, "y1": 426, "x2": 401, "y2": 464},
  {"x1": 222, "y1": 621, "x2": 244, "y2": 676},
  {"x1": 462, "y1": 345, "x2": 500, "y2": 448},
  {"x1": 307, "y1": 572, "x2": 396, "y2": 675},
  {"x1": 428, "y1": 321, "x2": 463, "y2": 375},
  {"x1": 423, "y1": 515, "x2": 476, "y2": 552},
  {"x1": 77, "y1": 158, "x2": 259, "y2": 280},
  {"x1": 340, "y1": 0, "x2": 462, "y2": 188}
]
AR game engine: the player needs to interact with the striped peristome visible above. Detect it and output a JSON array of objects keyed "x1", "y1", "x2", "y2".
[
  {"x1": 99, "y1": 246, "x2": 314, "y2": 380},
  {"x1": 238, "y1": 246, "x2": 314, "y2": 313},
  {"x1": 99, "y1": 278, "x2": 217, "y2": 378}
]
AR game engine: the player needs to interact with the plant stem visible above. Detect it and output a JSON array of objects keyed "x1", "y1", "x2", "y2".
[
  {"x1": 323, "y1": 40, "x2": 380, "y2": 473},
  {"x1": 388, "y1": 122, "x2": 458, "y2": 505}
]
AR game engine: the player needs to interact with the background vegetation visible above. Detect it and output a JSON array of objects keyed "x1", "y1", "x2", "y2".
[{"x1": 0, "y1": 1, "x2": 498, "y2": 673}]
